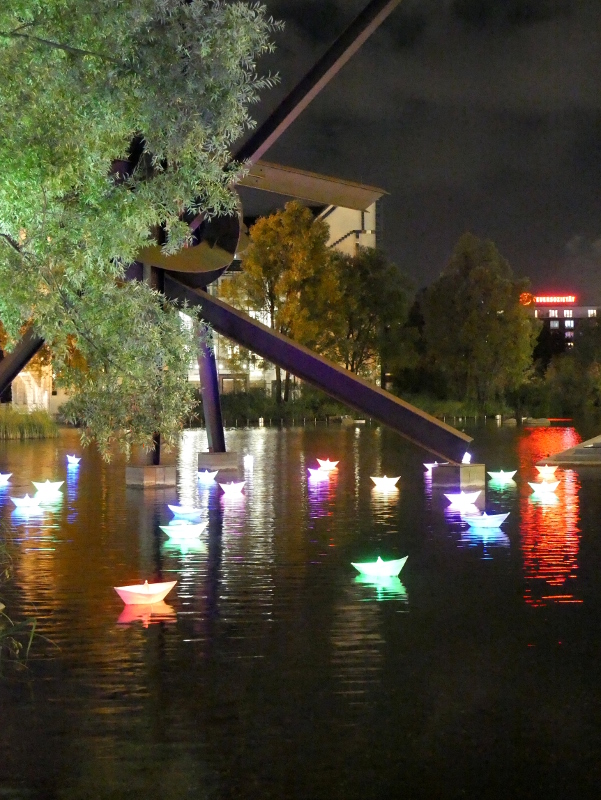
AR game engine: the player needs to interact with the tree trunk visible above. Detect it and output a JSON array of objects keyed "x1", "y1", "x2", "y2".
[
  {"x1": 275, "y1": 364, "x2": 282, "y2": 404},
  {"x1": 283, "y1": 371, "x2": 291, "y2": 402}
]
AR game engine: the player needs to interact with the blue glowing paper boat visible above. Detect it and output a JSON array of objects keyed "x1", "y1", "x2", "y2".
[
  {"x1": 462, "y1": 512, "x2": 510, "y2": 528},
  {"x1": 66, "y1": 455, "x2": 81, "y2": 465},
  {"x1": 351, "y1": 555, "x2": 408, "y2": 578},
  {"x1": 168, "y1": 504, "x2": 202, "y2": 520},
  {"x1": 197, "y1": 470, "x2": 218, "y2": 482}
]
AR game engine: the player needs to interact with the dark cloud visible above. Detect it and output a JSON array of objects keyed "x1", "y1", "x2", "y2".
[{"x1": 244, "y1": 0, "x2": 601, "y2": 298}]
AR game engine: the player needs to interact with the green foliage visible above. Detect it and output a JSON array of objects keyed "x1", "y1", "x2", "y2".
[
  {"x1": 208, "y1": 385, "x2": 356, "y2": 423},
  {"x1": 328, "y1": 247, "x2": 413, "y2": 377},
  {"x1": 420, "y1": 233, "x2": 539, "y2": 405},
  {"x1": 0, "y1": 0, "x2": 281, "y2": 457},
  {"x1": 0, "y1": 406, "x2": 58, "y2": 439}
]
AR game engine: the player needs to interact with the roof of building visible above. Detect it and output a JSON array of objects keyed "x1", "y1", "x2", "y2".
[{"x1": 238, "y1": 160, "x2": 387, "y2": 211}]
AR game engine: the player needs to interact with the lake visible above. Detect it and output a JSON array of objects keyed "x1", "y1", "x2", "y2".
[{"x1": 1, "y1": 421, "x2": 601, "y2": 799}]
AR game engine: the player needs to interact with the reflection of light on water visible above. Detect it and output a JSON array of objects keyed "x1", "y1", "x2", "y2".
[
  {"x1": 354, "y1": 574, "x2": 409, "y2": 604},
  {"x1": 116, "y1": 601, "x2": 176, "y2": 627},
  {"x1": 518, "y1": 427, "x2": 582, "y2": 606},
  {"x1": 308, "y1": 470, "x2": 338, "y2": 521},
  {"x1": 459, "y1": 527, "x2": 510, "y2": 559}
]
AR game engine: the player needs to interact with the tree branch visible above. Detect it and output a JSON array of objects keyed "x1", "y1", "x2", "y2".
[{"x1": 0, "y1": 30, "x2": 122, "y2": 63}]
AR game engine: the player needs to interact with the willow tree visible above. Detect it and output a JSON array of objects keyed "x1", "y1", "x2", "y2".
[{"x1": 0, "y1": 0, "x2": 280, "y2": 456}]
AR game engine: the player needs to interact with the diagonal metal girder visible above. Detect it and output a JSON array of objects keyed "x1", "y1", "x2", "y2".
[
  {"x1": 0, "y1": 329, "x2": 45, "y2": 397},
  {"x1": 164, "y1": 275, "x2": 472, "y2": 463},
  {"x1": 234, "y1": 0, "x2": 403, "y2": 164}
]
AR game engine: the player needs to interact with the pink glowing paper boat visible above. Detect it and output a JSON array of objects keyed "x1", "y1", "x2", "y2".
[
  {"x1": 219, "y1": 481, "x2": 245, "y2": 495},
  {"x1": 114, "y1": 579, "x2": 177, "y2": 605},
  {"x1": 316, "y1": 458, "x2": 339, "y2": 471}
]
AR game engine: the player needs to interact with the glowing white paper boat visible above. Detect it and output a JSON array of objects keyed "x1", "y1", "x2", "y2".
[
  {"x1": 462, "y1": 512, "x2": 510, "y2": 528},
  {"x1": 0, "y1": 473, "x2": 12, "y2": 485},
  {"x1": 487, "y1": 470, "x2": 517, "y2": 482},
  {"x1": 66, "y1": 455, "x2": 81, "y2": 465},
  {"x1": 351, "y1": 555, "x2": 408, "y2": 578},
  {"x1": 308, "y1": 467, "x2": 330, "y2": 480},
  {"x1": 316, "y1": 458, "x2": 339, "y2": 471},
  {"x1": 536, "y1": 464, "x2": 558, "y2": 478},
  {"x1": 32, "y1": 480, "x2": 64, "y2": 495},
  {"x1": 10, "y1": 493, "x2": 41, "y2": 509},
  {"x1": 219, "y1": 481, "x2": 245, "y2": 495},
  {"x1": 528, "y1": 480, "x2": 560, "y2": 494},
  {"x1": 114, "y1": 579, "x2": 177, "y2": 605},
  {"x1": 168, "y1": 504, "x2": 202, "y2": 520},
  {"x1": 370, "y1": 475, "x2": 401, "y2": 490},
  {"x1": 424, "y1": 461, "x2": 448, "y2": 471},
  {"x1": 159, "y1": 520, "x2": 207, "y2": 538},
  {"x1": 197, "y1": 470, "x2": 218, "y2": 482},
  {"x1": 444, "y1": 490, "x2": 481, "y2": 507}
]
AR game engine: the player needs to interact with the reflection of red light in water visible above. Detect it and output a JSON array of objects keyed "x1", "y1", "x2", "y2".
[
  {"x1": 308, "y1": 471, "x2": 338, "y2": 520},
  {"x1": 518, "y1": 427, "x2": 582, "y2": 606}
]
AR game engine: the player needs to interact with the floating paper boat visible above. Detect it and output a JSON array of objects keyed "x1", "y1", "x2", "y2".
[
  {"x1": 444, "y1": 490, "x2": 481, "y2": 506},
  {"x1": 66, "y1": 455, "x2": 81, "y2": 465},
  {"x1": 197, "y1": 470, "x2": 218, "y2": 482},
  {"x1": 351, "y1": 555, "x2": 408, "y2": 577},
  {"x1": 316, "y1": 458, "x2": 339, "y2": 471},
  {"x1": 159, "y1": 520, "x2": 207, "y2": 538},
  {"x1": 487, "y1": 470, "x2": 517, "y2": 482},
  {"x1": 424, "y1": 461, "x2": 448, "y2": 471},
  {"x1": 219, "y1": 481, "x2": 245, "y2": 495},
  {"x1": 462, "y1": 512, "x2": 510, "y2": 528},
  {"x1": 117, "y1": 600, "x2": 176, "y2": 626},
  {"x1": 528, "y1": 480, "x2": 559, "y2": 494},
  {"x1": 168, "y1": 504, "x2": 202, "y2": 520},
  {"x1": 11, "y1": 493, "x2": 41, "y2": 509},
  {"x1": 32, "y1": 480, "x2": 64, "y2": 495},
  {"x1": 0, "y1": 473, "x2": 12, "y2": 485},
  {"x1": 308, "y1": 467, "x2": 330, "y2": 480},
  {"x1": 536, "y1": 464, "x2": 558, "y2": 478},
  {"x1": 114, "y1": 579, "x2": 177, "y2": 605},
  {"x1": 370, "y1": 475, "x2": 401, "y2": 490}
]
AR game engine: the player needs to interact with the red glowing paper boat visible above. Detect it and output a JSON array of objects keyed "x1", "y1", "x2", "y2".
[{"x1": 114, "y1": 579, "x2": 177, "y2": 605}]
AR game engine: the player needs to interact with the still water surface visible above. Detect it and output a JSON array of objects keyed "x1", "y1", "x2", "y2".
[{"x1": 2, "y1": 422, "x2": 601, "y2": 799}]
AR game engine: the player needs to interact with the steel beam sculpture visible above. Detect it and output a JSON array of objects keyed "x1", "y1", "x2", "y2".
[{"x1": 0, "y1": 0, "x2": 473, "y2": 463}]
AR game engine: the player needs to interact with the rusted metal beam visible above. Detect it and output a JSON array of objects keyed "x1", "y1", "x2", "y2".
[
  {"x1": 0, "y1": 329, "x2": 45, "y2": 398},
  {"x1": 235, "y1": 0, "x2": 402, "y2": 165},
  {"x1": 164, "y1": 275, "x2": 471, "y2": 463}
]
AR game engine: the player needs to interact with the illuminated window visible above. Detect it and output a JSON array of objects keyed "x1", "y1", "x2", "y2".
[
  {"x1": 565, "y1": 319, "x2": 574, "y2": 329},
  {"x1": 549, "y1": 309, "x2": 558, "y2": 318},
  {"x1": 534, "y1": 310, "x2": 538, "y2": 318},
  {"x1": 550, "y1": 320, "x2": 559, "y2": 329},
  {"x1": 565, "y1": 330, "x2": 574, "y2": 338},
  {"x1": 589, "y1": 309, "x2": 597, "y2": 318},
  {"x1": 567, "y1": 341, "x2": 574, "y2": 347},
  {"x1": 564, "y1": 309, "x2": 573, "y2": 318}
]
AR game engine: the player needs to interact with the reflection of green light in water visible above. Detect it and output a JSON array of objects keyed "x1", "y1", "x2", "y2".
[
  {"x1": 162, "y1": 539, "x2": 206, "y2": 556},
  {"x1": 354, "y1": 574, "x2": 408, "y2": 602}
]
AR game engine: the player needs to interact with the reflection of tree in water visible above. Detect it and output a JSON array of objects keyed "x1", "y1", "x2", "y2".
[{"x1": 518, "y1": 427, "x2": 582, "y2": 606}]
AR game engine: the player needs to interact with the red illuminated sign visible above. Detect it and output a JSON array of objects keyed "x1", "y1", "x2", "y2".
[{"x1": 534, "y1": 295, "x2": 576, "y2": 305}]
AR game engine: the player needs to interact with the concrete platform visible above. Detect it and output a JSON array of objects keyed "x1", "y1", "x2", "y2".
[
  {"x1": 538, "y1": 434, "x2": 601, "y2": 466},
  {"x1": 125, "y1": 465, "x2": 177, "y2": 487},
  {"x1": 431, "y1": 463, "x2": 486, "y2": 489},
  {"x1": 198, "y1": 451, "x2": 239, "y2": 471}
]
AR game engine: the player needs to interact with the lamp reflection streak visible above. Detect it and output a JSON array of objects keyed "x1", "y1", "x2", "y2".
[{"x1": 518, "y1": 427, "x2": 582, "y2": 606}]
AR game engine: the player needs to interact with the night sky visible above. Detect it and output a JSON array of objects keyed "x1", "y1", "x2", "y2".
[{"x1": 239, "y1": 0, "x2": 601, "y2": 300}]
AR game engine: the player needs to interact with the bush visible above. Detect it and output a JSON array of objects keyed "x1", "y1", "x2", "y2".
[{"x1": 0, "y1": 406, "x2": 59, "y2": 439}]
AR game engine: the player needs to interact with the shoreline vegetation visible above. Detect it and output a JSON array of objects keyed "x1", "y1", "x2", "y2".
[
  {"x1": 190, "y1": 387, "x2": 515, "y2": 427},
  {"x1": 0, "y1": 407, "x2": 59, "y2": 440}
]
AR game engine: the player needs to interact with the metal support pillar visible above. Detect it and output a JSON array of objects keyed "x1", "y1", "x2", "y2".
[{"x1": 197, "y1": 326, "x2": 226, "y2": 453}]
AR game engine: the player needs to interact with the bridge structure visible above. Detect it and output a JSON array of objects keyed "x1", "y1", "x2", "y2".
[{"x1": 0, "y1": 0, "x2": 472, "y2": 466}]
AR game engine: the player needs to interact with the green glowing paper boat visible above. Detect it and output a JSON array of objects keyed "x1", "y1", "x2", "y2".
[{"x1": 351, "y1": 555, "x2": 408, "y2": 578}]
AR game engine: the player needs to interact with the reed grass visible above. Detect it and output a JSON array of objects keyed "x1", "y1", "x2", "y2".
[{"x1": 0, "y1": 406, "x2": 59, "y2": 439}]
